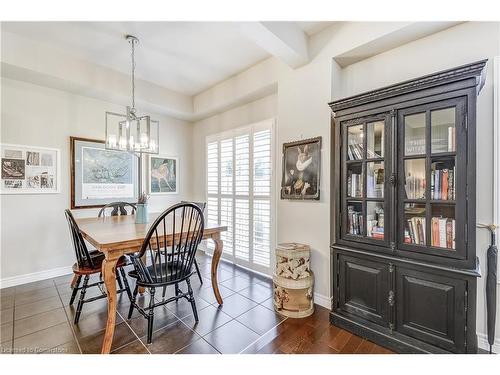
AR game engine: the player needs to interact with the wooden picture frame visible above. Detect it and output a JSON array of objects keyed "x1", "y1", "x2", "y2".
[
  {"x1": 70, "y1": 136, "x2": 139, "y2": 209},
  {"x1": 280, "y1": 136, "x2": 322, "y2": 200}
]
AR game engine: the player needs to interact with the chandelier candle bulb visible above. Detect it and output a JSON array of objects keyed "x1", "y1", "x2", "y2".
[{"x1": 273, "y1": 242, "x2": 314, "y2": 318}]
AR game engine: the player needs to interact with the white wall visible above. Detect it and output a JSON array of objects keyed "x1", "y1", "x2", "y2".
[{"x1": 0, "y1": 78, "x2": 194, "y2": 283}]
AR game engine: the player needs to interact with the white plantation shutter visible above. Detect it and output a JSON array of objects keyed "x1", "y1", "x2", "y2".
[
  {"x1": 235, "y1": 198, "x2": 250, "y2": 261},
  {"x1": 206, "y1": 120, "x2": 274, "y2": 272},
  {"x1": 253, "y1": 129, "x2": 272, "y2": 196}
]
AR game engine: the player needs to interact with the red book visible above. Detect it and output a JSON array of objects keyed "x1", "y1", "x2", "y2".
[{"x1": 441, "y1": 169, "x2": 449, "y2": 200}]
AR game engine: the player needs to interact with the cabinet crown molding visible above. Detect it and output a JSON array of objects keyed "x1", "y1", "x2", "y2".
[{"x1": 329, "y1": 59, "x2": 487, "y2": 112}]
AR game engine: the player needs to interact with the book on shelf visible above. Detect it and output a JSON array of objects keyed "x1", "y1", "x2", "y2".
[
  {"x1": 348, "y1": 142, "x2": 364, "y2": 160},
  {"x1": 347, "y1": 170, "x2": 362, "y2": 198},
  {"x1": 431, "y1": 216, "x2": 455, "y2": 250},
  {"x1": 448, "y1": 126, "x2": 456, "y2": 152},
  {"x1": 405, "y1": 216, "x2": 426, "y2": 245},
  {"x1": 431, "y1": 166, "x2": 455, "y2": 200},
  {"x1": 347, "y1": 205, "x2": 363, "y2": 235}
]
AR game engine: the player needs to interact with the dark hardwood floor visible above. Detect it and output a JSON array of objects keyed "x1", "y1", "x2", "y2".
[{"x1": 0, "y1": 252, "x2": 393, "y2": 354}]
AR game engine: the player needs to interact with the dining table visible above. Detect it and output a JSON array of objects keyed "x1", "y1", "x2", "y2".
[{"x1": 75, "y1": 212, "x2": 227, "y2": 354}]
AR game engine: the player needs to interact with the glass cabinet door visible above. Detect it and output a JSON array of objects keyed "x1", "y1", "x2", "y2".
[
  {"x1": 342, "y1": 115, "x2": 390, "y2": 246},
  {"x1": 398, "y1": 98, "x2": 466, "y2": 259}
]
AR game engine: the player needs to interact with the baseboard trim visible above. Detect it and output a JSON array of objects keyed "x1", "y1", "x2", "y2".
[
  {"x1": 0, "y1": 266, "x2": 72, "y2": 289},
  {"x1": 314, "y1": 292, "x2": 332, "y2": 309},
  {"x1": 477, "y1": 332, "x2": 500, "y2": 353}
]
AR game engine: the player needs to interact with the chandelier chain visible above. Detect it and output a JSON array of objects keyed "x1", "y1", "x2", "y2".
[{"x1": 130, "y1": 37, "x2": 136, "y2": 111}]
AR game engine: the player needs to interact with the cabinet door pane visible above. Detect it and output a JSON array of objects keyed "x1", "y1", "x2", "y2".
[
  {"x1": 347, "y1": 163, "x2": 363, "y2": 198},
  {"x1": 367, "y1": 121, "x2": 384, "y2": 158},
  {"x1": 367, "y1": 161, "x2": 384, "y2": 198},
  {"x1": 405, "y1": 113, "x2": 426, "y2": 156},
  {"x1": 367, "y1": 201, "x2": 384, "y2": 239},
  {"x1": 347, "y1": 124, "x2": 364, "y2": 160},
  {"x1": 431, "y1": 158, "x2": 455, "y2": 201},
  {"x1": 404, "y1": 203, "x2": 426, "y2": 245},
  {"x1": 430, "y1": 204, "x2": 455, "y2": 250},
  {"x1": 431, "y1": 107, "x2": 455, "y2": 153},
  {"x1": 404, "y1": 159, "x2": 426, "y2": 200}
]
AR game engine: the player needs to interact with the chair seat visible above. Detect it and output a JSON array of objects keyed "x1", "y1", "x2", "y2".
[
  {"x1": 128, "y1": 263, "x2": 191, "y2": 286},
  {"x1": 72, "y1": 251, "x2": 128, "y2": 275}
]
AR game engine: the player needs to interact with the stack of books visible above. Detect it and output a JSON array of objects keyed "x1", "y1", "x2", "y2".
[
  {"x1": 431, "y1": 166, "x2": 455, "y2": 200},
  {"x1": 404, "y1": 216, "x2": 426, "y2": 245},
  {"x1": 347, "y1": 170, "x2": 362, "y2": 197},
  {"x1": 347, "y1": 206, "x2": 363, "y2": 235},
  {"x1": 431, "y1": 217, "x2": 455, "y2": 250},
  {"x1": 347, "y1": 142, "x2": 363, "y2": 160}
]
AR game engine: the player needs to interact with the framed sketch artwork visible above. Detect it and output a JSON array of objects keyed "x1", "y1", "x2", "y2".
[
  {"x1": 281, "y1": 137, "x2": 321, "y2": 200},
  {"x1": 0, "y1": 143, "x2": 60, "y2": 194},
  {"x1": 70, "y1": 137, "x2": 139, "y2": 209},
  {"x1": 148, "y1": 155, "x2": 178, "y2": 194}
]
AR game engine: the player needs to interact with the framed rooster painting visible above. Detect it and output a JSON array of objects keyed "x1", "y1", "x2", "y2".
[
  {"x1": 281, "y1": 137, "x2": 321, "y2": 200},
  {"x1": 148, "y1": 155, "x2": 178, "y2": 195}
]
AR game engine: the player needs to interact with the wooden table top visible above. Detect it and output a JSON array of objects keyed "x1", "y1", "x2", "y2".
[{"x1": 76, "y1": 213, "x2": 227, "y2": 253}]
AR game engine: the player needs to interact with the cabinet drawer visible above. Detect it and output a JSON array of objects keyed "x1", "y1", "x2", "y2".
[
  {"x1": 338, "y1": 254, "x2": 390, "y2": 327},
  {"x1": 395, "y1": 267, "x2": 466, "y2": 353}
]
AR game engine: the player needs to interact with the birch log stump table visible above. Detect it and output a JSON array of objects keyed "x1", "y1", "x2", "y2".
[{"x1": 75, "y1": 213, "x2": 226, "y2": 354}]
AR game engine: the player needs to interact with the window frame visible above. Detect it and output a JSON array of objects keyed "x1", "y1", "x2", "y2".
[{"x1": 205, "y1": 119, "x2": 276, "y2": 275}]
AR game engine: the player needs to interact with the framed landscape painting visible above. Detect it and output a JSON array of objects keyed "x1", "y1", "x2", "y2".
[
  {"x1": 0, "y1": 143, "x2": 60, "y2": 194},
  {"x1": 280, "y1": 137, "x2": 321, "y2": 200},
  {"x1": 70, "y1": 137, "x2": 139, "y2": 209},
  {"x1": 148, "y1": 155, "x2": 178, "y2": 194}
]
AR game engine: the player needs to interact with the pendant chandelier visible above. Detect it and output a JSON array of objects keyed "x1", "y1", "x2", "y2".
[{"x1": 105, "y1": 35, "x2": 159, "y2": 154}]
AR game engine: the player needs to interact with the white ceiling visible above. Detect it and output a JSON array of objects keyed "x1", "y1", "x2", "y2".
[{"x1": 2, "y1": 21, "x2": 333, "y2": 96}]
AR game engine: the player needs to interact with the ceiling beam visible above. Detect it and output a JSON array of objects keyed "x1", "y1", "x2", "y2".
[{"x1": 238, "y1": 22, "x2": 309, "y2": 69}]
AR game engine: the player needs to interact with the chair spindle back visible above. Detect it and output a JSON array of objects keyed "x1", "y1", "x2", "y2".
[
  {"x1": 64, "y1": 209, "x2": 96, "y2": 269},
  {"x1": 130, "y1": 202, "x2": 205, "y2": 285}
]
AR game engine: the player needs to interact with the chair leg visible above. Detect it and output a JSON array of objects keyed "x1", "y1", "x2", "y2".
[
  {"x1": 69, "y1": 275, "x2": 82, "y2": 306},
  {"x1": 74, "y1": 275, "x2": 89, "y2": 324},
  {"x1": 186, "y1": 278, "x2": 198, "y2": 323},
  {"x1": 116, "y1": 271, "x2": 124, "y2": 290},
  {"x1": 194, "y1": 259, "x2": 203, "y2": 284},
  {"x1": 175, "y1": 283, "x2": 181, "y2": 297},
  {"x1": 127, "y1": 284, "x2": 139, "y2": 319},
  {"x1": 162, "y1": 285, "x2": 167, "y2": 299},
  {"x1": 119, "y1": 268, "x2": 133, "y2": 301},
  {"x1": 147, "y1": 288, "x2": 156, "y2": 344}
]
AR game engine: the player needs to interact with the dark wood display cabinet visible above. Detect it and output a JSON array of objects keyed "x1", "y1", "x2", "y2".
[{"x1": 328, "y1": 60, "x2": 487, "y2": 353}]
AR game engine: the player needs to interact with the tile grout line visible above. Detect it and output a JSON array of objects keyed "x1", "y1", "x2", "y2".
[
  {"x1": 54, "y1": 279, "x2": 83, "y2": 354},
  {"x1": 239, "y1": 315, "x2": 289, "y2": 354},
  {"x1": 114, "y1": 305, "x2": 152, "y2": 354}
]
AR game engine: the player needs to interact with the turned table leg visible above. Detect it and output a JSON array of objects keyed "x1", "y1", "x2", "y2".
[
  {"x1": 101, "y1": 255, "x2": 119, "y2": 354},
  {"x1": 211, "y1": 234, "x2": 223, "y2": 305}
]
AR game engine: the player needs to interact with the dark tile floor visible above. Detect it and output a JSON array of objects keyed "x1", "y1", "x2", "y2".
[{"x1": 0, "y1": 252, "x2": 393, "y2": 354}]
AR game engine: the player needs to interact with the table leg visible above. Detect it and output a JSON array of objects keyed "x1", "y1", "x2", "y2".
[
  {"x1": 70, "y1": 275, "x2": 79, "y2": 288},
  {"x1": 211, "y1": 235, "x2": 223, "y2": 305},
  {"x1": 101, "y1": 256, "x2": 119, "y2": 354}
]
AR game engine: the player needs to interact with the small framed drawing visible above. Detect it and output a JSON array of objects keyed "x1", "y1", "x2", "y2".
[
  {"x1": 281, "y1": 137, "x2": 321, "y2": 200},
  {"x1": 70, "y1": 137, "x2": 139, "y2": 209},
  {"x1": 1, "y1": 143, "x2": 60, "y2": 194},
  {"x1": 148, "y1": 155, "x2": 178, "y2": 195}
]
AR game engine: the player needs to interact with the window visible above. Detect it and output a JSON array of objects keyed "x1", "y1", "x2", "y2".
[{"x1": 206, "y1": 120, "x2": 274, "y2": 273}]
